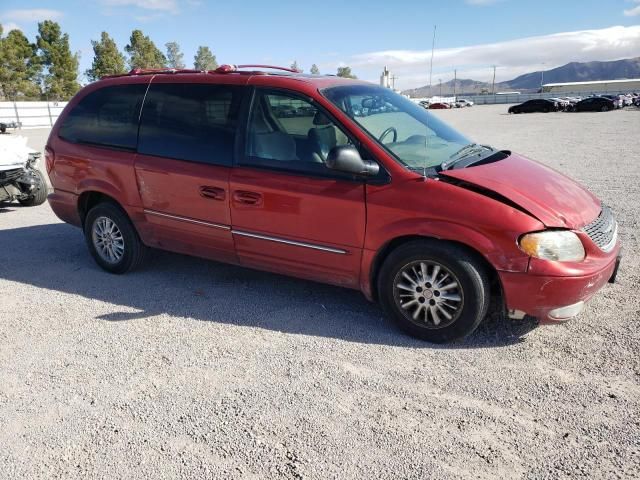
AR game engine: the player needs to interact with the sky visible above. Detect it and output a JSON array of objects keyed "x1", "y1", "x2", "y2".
[{"x1": 1, "y1": 0, "x2": 640, "y2": 89}]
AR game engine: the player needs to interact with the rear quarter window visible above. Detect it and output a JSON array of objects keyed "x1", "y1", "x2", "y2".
[
  {"x1": 58, "y1": 84, "x2": 147, "y2": 150},
  {"x1": 137, "y1": 83, "x2": 243, "y2": 166}
]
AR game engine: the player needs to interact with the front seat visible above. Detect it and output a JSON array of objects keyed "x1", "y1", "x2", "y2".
[{"x1": 307, "y1": 112, "x2": 338, "y2": 163}]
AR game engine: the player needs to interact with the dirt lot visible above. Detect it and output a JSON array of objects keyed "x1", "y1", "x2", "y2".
[{"x1": 1, "y1": 105, "x2": 639, "y2": 479}]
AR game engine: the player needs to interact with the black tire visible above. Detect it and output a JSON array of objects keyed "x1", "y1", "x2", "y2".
[
  {"x1": 84, "y1": 202, "x2": 147, "y2": 274},
  {"x1": 0, "y1": 125, "x2": 6, "y2": 133},
  {"x1": 543, "y1": 108, "x2": 549, "y2": 113},
  {"x1": 601, "y1": 105, "x2": 609, "y2": 112},
  {"x1": 378, "y1": 240, "x2": 490, "y2": 343},
  {"x1": 18, "y1": 169, "x2": 48, "y2": 206}
]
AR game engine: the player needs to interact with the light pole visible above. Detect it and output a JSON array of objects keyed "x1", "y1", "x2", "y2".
[{"x1": 439, "y1": 79, "x2": 442, "y2": 97}]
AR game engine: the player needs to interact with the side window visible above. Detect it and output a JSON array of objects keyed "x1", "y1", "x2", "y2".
[
  {"x1": 58, "y1": 84, "x2": 147, "y2": 150},
  {"x1": 243, "y1": 90, "x2": 353, "y2": 175},
  {"x1": 138, "y1": 83, "x2": 243, "y2": 166}
]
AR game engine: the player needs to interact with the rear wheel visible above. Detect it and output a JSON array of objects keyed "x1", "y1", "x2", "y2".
[
  {"x1": 601, "y1": 105, "x2": 609, "y2": 112},
  {"x1": 84, "y1": 202, "x2": 147, "y2": 273},
  {"x1": 378, "y1": 240, "x2": 490, "y2": 343}
]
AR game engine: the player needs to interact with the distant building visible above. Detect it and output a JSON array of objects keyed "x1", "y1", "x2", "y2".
[
  {"x1": 542, "y1": 78, "x2": 640, "y2": 94},
  {"x1": 380, "y1": 66, "x2": 391, "y2": 88}
]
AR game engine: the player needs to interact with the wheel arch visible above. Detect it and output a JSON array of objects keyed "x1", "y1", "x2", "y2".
[
  {"x1": 77, "y1": 190, "x2": 122, "y2": 226},
  {"x1": 367, "y1": 235, "x2": 503, "y2": 304}
]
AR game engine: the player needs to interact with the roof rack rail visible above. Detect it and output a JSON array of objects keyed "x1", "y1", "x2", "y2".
[{"x1": 213, "y1": 64, "x2": 302, "y2": 74}]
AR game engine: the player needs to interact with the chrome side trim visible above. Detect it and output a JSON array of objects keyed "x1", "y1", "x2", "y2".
[
  {"x1": 232, "y1": 230, "x2": 348, "y2": 254},
  {"x1": 143, "y1": 209, "x2": 231, "y2": 230}
]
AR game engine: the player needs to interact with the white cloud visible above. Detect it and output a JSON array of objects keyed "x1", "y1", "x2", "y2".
[
  {"x1": 1, "y1": 22, "x2": 21, "y2": 33},
  {"x1": 1, "y1": 9, "x2": 63, "y2": 22},
  {"x1": 331, "y1": 25, "x2": 640, "y2": 89},
  {"x1": 101, "y1": 0, "x2": 179, "y2": 13},
  {"x1": 624, "y1": 0, "x2": 640, "y2": 16}
]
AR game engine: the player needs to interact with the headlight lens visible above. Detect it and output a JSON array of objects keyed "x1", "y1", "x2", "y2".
[{"x1": 519, "y1": 231, "x2": 585, "y2": 262}]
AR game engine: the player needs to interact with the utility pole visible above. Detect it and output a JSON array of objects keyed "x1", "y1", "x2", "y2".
[
  {"x1": 453, "y1": 69, "x2": 457, "y2": 99},
  {"x1": 391, "y1": 74, "x2": 398, "y2": 90},
  {"x1": 429, "y1": 25, "x2": 436, "y2": 98},
  {"x1": 491, "y1": 65, "x2": 496, "y2": 95},
  {"x1": 439, "y1": 78, "x2": 442, "y2": 97}
]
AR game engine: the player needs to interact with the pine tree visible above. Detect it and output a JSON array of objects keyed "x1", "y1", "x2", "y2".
[
  {"x1": 0, "y1": 25, "x2": 42, "y2": 99},
  {"x1": 337, "y1": 66, "x2": 357, "y2": 79},
  {"x1": 290, "y1": 60, "x2": 301, "y2": 72},
  {"x1": 125, "y1": 30, "x2": 166, "y2": 70},
  {"x1": 310, "y1": 64, "x2": 320, "y2": 75},
  {"x1": 193, "y1": 46, "x2": 217, "y2": 70},
  {"x1": 36, "y1": 20, "x2": 79, "y2": 100},
  {"x1": 86, "y1": 32, "x2": 126, "y2": 81},
  {"x1": 165, "y1": 41, "x2": 185, "y2": 69}
]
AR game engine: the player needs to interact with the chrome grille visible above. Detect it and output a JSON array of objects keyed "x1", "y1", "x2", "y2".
[
  {"x1": 582, "y1": 205, "x2": 617, "y2": 252},
  {"x1": 0, "y1": 168, "x2": 22, "y2": 182}
]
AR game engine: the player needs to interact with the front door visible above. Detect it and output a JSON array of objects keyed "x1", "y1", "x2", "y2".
[
  {"x1": 229, "y1": 89, "x2": 366, "y2": 288},
  {"x1": 135, "y1": 81, "x2": 245, "y2": 263}
]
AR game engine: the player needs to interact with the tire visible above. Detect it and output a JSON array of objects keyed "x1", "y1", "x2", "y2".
[
  {"x1": 378, "y1": 240, "x2": 490, "y2": 343},
  {"x1": 0, "y1": 125, "x2": 6, "y2": 133},
  {"x1": 18, "y1": 169, "x2": 48, "y2": 206},
  {"x1": 543, "y1": 108, "x2": 549, "y2": 113},
  {"x1": 84, "y1": 202, "x2": 147, "y2": 274},
  {"x1": 601, "y1": 105, "x2": 609, "y2": 112}
]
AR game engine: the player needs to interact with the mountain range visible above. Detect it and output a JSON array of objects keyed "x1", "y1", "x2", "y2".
[{"x1": 402, "y1": 57, "x2": 640, "y2": 97}]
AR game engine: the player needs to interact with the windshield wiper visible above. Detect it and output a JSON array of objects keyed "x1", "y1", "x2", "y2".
[{"x1": 440, "y1": 143, "x2": 493, "y2": 171}]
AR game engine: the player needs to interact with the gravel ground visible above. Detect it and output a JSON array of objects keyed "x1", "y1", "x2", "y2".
[{"x1": 1, "y1": 105, "x2": 639, "y2": 479}]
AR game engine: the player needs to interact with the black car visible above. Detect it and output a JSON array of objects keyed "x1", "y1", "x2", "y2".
[
  {"x1": 508, "y1": 99, "x2": 558, "y2": 114},
  {"x1": 573, "y1": 97, "x2": 615, "y2": 112}
]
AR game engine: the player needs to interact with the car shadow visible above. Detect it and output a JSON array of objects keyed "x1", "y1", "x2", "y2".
[{"x1": 0, "y1": 222, "x2": 538, "y2": 348}]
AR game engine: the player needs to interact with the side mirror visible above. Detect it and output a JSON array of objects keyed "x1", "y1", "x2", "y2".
[{"x1": 326, "y1": 145, "x2": 380, "y2": 176}]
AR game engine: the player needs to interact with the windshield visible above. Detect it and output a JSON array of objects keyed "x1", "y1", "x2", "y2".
[{"x1": 322, "y1": 85, "x2": 471, "y2": 170}]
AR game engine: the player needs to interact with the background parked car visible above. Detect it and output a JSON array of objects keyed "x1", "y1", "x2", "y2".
[
  {"x1": 573, "y1": 97, "x2": 616, "y2": 112},
  {"x1": 508, "y1": 99, "x2": 558, "y2": 114},
  {"x1": 455, "y1": 99, "x2": 474, "y2": 108},
  {"x1": 429, "y1": 102, "x2": 451, "y2": 109}
]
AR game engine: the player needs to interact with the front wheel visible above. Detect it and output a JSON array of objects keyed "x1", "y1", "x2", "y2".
[
  {"x1": 378, "y1": 241, "x2": 490, "y2": 343},
  {"x1": 18, "y1": 169, "x2": 48, "y2": 206},
  {"x1": 84, "y1": 202, "x2": 147, "y2": 274},
  {"x1": 601, "y1": 105, "x2": 609, "y2": 112}
]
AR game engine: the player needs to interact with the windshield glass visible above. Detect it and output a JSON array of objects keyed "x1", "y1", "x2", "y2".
[{"x1": 322, "y1": 85, "x2": 471, "y2": 170}]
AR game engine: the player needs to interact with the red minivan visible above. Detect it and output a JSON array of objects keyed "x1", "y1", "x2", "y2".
[{"x1": 46, "y1": 65, "x2": 621, "y2": 342}]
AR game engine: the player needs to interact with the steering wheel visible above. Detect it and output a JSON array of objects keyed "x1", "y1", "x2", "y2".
[{"x1": 379, "y1": 127, "x2": 398, "y2": 144}]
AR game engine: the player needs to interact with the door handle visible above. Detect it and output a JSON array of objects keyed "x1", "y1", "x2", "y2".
[
  {"x1": 233, "y1": 190, "x2": 263, "y2": 206},
  {"x1": 199, "y1": 186, "x2": 226, "y2": 201}
]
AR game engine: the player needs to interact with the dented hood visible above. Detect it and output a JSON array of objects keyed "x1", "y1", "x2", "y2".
[{"x1": 441, "y1": 153, "x2": 601, "y2": 229}]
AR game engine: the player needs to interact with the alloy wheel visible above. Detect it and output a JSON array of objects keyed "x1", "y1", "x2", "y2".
[
  {"x1": 393, "y1": 260, "x2": 464, "y2": 329},
  {"x1": 92, "y1": 216, "x2": 125, "y2": 264}
]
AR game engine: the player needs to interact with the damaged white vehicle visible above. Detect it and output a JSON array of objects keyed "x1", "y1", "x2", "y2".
[{"x1": 0, "y1": 135, "x2": 48, "y2": 207}]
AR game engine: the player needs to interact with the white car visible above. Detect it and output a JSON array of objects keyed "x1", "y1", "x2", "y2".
[
  {"x1": 0, "y1": 135, "x2": 48, "y2": 206},
  {"x1": 455, "y1": 99, "x2": 474, "y2": 107}
]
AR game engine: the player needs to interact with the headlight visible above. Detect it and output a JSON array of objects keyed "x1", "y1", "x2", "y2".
[{"x1": 519, "y1": 231, "x2": 585, "y2": 262}]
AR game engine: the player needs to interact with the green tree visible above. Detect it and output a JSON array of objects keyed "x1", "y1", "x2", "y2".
[
  {"x1": 86, "y1": 32, "x2": 126, "y2": 81},
  {"x1": 0, "y1": 25, "x2": 42, "y2": 99},
  {"x1": 165, "y1": 41, "x2": 185, "y2": 69},
  {"x1": 290, "y1": 60, "x2": 301, "y2": 72},
  {"x1": 337, "y1": 66, "x2": 357, "y2": 79},
  {"x1": 36, "y1": 20, "x2": 79, "y2": 100},
  {"x1": 125, "y1": 30, "x2": 165, "y2": 70},
  {"x1": 310, "y1": 64, "x2": 320, "y2": 75},
  {"x1": 193, "y1": 46, "x2": 217, "y2": 70}
]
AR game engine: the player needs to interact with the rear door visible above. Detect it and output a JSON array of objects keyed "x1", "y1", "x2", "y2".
[
  {"x1": 229, "y1": 88, "x2": 367, "y2": 288},
  {"x1": 135, "y1": 79, "x2": 246, "y2": 263}
]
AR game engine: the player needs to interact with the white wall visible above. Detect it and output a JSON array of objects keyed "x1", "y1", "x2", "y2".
[{"x1": 0, "y1": 101, "x2": 68, "y2": 129}]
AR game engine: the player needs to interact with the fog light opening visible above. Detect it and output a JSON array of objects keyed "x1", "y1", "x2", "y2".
[{"x1": 548, "y1": 301, "x2": 585, "y2": 321}]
